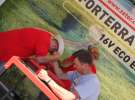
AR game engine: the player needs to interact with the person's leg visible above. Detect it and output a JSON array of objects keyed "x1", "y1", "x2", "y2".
[{"x1": 0, "y1": 62, "x2": 6, "y2": 76}]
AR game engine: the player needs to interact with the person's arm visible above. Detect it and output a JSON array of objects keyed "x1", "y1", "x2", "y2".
[
  {"x1": 61, "y1": 56, "x2": 75, "y2": 68},
  {"x1": 35, "y1": 52, "x2": 60, "y2": 64},
  {"x1": 52, "y1": 61, "x2": 68, "y2": 79},
  {"x1": 38, "y1": 69, "x2": 76, "y2": 100}
]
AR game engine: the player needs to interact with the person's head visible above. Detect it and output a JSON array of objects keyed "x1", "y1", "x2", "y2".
[
  {"x1": 49, "y1": 34, "x2": 64, "y2": 55},
  {"x1": 88, "y1": 45, "x2": 99, "y2": 60},
  {"x1": 49, "y1": 38, "x2": 59, "y2": 54},
  {"x1": 73, "y1": 49, "x2": 93, "y2": 74}
]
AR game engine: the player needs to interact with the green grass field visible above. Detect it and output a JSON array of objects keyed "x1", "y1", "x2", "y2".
[{"x1": 0, "y1": 0, "x2": 135, "y2": 100}]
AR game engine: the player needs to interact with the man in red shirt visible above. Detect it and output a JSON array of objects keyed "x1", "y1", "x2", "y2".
[{"x1": 0, "y1": 27, "x2": 64, "y2": 74}]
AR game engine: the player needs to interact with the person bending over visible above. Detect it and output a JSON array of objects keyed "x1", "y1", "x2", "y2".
[{"x1": 0, "y1": 27, "x2": 64, "y2": 75}]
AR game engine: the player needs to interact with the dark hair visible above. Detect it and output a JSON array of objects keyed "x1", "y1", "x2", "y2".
[
  {"x1": 72, "y1": 49, "x2": 85, "y2": 57},
  {"x1": 49, "y1": 39, "x2": 59, "y2": 54},
  {"x1": 72, "y1": 49, "x2": 93, "y2": 65}
]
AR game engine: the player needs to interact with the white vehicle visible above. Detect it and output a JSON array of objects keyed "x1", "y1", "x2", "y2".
[{"x1": 0, "y1": 0, "x2": 6, "y2": 6}]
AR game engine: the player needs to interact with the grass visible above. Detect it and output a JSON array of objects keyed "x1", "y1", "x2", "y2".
[{"x1": 0, "y1": 0, "x2": 135, "y2": 100}]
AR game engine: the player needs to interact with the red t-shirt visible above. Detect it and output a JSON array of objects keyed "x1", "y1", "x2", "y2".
[
  {"x1": 0, "y1": 28, "x2": 51, "y2": 62},
  {"x1": 62, "y1": 55, "x2": 97, "y2": 73}
]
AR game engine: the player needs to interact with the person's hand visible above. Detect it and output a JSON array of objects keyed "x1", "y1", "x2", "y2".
[
  {"x1": 38, "y1": 69, "x2": 50, "y2": 82},
  {"x1": 51, "y1": 61, "x2": 59, "y2": 68},
  {"x1": 52, "y1": 52, "x2": 60, "y2": 61}
]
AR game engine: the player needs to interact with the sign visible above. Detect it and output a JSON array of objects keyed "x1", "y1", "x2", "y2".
[{"x1": 64, "y1": 0, "x2": 135, "y2": 74}]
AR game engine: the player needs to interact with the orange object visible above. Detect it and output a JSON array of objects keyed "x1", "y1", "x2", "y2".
[{"x1": 4, "y1": 56, "x2": 59, "y2": 100}]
